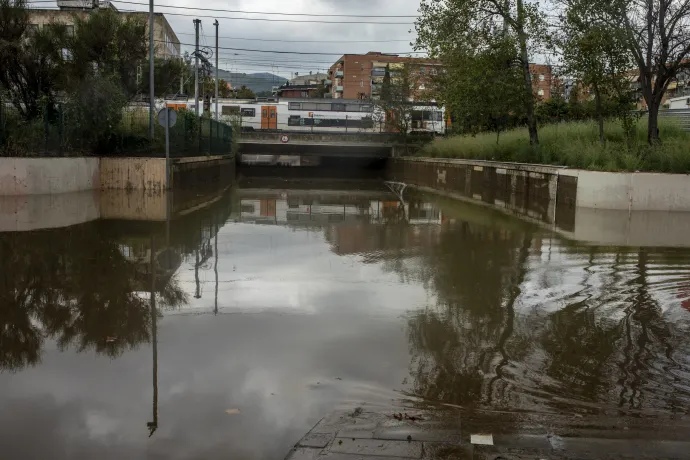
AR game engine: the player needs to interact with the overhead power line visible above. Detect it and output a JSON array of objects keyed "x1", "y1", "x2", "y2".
[
  {"x1": 114, "y1": 0, "x2": 418, "y2": 18},
  {"x1": 178, "y1": 32, "x2": 412, "y2": 44},
  {"x1": 164, "y1": 40, "x2": 426, "y2": 56},
  {"x1": 110, "y1": 4, "x2": 413, "y2": 24}
]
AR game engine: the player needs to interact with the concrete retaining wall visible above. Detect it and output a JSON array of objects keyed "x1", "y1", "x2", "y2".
[
  {"x1": 560, "y1": 169, "x2": 690, "y2": 211},
  {"x1": 100, "y1": 157, "x2": 167, "y2": 191},
  {"x1": 393, "y1": 157, "x2": 690, "y2": 212},
  {"x1": 0, "y1": 191, "x2": 100, "y2": 231},
  {"x1": 0, "y1": 157, "x2": 99, "y2": 195}
]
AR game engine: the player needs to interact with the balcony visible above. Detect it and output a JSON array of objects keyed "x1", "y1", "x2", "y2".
[
  {"x1": 335, "y1": 86, "x2": 344, "y2": 92},
  {"x1": 335, "y1": 70, "x2": 344, "y2": 78},
  {"x1": 324, "y1": 79, "x2": 332, "y2": 85}
]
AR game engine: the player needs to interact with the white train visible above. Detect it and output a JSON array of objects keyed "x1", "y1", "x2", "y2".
[{"x1": 166, "y1": 98, "x2": 446, "y2": 135}]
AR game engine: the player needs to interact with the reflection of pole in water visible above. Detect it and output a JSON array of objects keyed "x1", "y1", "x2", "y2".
[
  {"x1": 147, "y1": 235, "x2": 159, "y2": 437},
  {"x1": 194, "y1": 247, "x2": 201, "y2": 299},
  {"x1": 214, "y1": 219, "x2": 219, "y2": 315}
]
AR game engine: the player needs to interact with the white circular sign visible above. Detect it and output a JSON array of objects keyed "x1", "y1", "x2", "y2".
[
  {"x1": 157, "y1": 108, "x2": 177, "y2": 128},
  {"x1": 280, "y1": 135, "x2": 289, "y2": 143}
]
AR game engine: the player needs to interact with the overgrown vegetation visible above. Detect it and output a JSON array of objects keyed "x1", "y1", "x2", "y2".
[
  {"x1": 0, "y1": 0, "x2": 234, "y2": 156},
  {"x1": 421, "y1": 118, "x2": 690, "y2": 172},
  {"x1": 414, "y1": 0, "x2": 690, "y2": 154}
]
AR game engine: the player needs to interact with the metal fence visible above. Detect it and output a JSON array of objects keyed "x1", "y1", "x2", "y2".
[
  {"x1": 659, "y1": 109, "x2": 690, "y2": 132},
  {"x1": 0, "y1": 101, "x2": 233, "y2": 158}
]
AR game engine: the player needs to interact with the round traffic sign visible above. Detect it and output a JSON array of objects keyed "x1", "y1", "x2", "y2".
[
  {"x1": 280, "y1": 134, "x2": 289, "y2": 143},
  {"x1": 157, "y1": 108, "x2": 177, "y2": 128}
]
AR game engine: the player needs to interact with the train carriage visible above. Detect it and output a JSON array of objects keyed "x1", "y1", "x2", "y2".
[{"x1": 167, "y1": 98, "x2": 446, "y2": 135}]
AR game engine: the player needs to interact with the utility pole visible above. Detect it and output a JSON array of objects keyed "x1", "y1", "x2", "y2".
[
  {"x1": 148, "y1": 0, "x2": 155, "y2": 139},
  {"x1": 214, "y1": 19, "x2": 219, "y2": 120},
  {"x1": 193, "y1": 19, "x2": 201, "y2": 118}
]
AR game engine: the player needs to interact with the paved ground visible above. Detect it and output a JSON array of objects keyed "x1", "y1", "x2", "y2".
[{"x1": 285, "y1": 404, "x2": 690, "y2": 460}]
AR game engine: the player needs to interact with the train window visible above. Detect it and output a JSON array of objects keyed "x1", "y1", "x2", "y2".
[
  {"x1": 332, "y1": 103, "x2": 346, "y2": 112},
  {"x1": 302, "y1": 103, "x2": 317, "y2": 111},
  {"x1": 288, "y1": 115, "x2": 301, "y2": 126},
  {"x1": 240, "y1": 108, "x2": 256, "y2": 117},
  {"x1": 433, "y1": 112, "x2": 443, "y2": 121},
  {"x1": 360, "y1": 105, "x2": 371, "y2": 112},
  {"x1": 222, "y1": 106, "x2": 240, "y2": 115},
  {"x1": 361, "y1": 117, "x2": 374, "y2": 128},
  {"x1": 346, "y1": 104, "x2": 360, "y2": 112},
  {"x1": 317, "y1": 103, "x2": 332, "y2": 111},
  {"x1": 289, "y1": 102, "x2": 301, "y2": 110}
]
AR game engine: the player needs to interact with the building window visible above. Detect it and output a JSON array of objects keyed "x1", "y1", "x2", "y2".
[
  {"x1": 539, "y1": 74, "x2": 545, "y2": 81},
  {"x1": 538, "y1": 89, "x2": 545, "y2": 96},
  {"x1": 222, "y1": 105, "x2": 240, "y2": 115},
  {"x1": 360, "y1": 80, "x2": 364, "y2": 87},
  {"x1": 241, "y1": 108, "x2": 256, "y2": 117}
]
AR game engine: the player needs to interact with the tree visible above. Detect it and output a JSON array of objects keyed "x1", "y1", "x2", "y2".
[
  {"x1": 559, "y1": 0, "x2": 633, "y2": 144},
  {"x1": 374, "y1": 63, "x2": 420, "y2": 139},
  {"x1": 0, "y1": 1, "x2": 147, "y2": 120},
  {"x1": 65, "y1": 8, "x2": 147, "y2": 98},
  {"x1": 0, "y1": 0, "x2": 69, "y2": 119},
  {"x1": 416, "y1": 0, "x2": 549, "y2": 146},
  {"x1": 436, "y1": 35, "x2": 527, "y2": 140},
  {"x1": 236, "y1": 85, "x2": 256, "y2": 99},
  {"x1": 609, "y1": 0, "x2": 690, "y2": 144}
]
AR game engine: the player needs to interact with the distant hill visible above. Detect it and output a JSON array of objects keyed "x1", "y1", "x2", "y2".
[{"x1": 211, "y1": 67, "x2": 288, "y2": 94}]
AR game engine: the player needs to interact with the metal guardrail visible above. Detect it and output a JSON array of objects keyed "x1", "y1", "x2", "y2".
[{"x1": 659, "y1": 109, "x2": 690, "y2": 131}]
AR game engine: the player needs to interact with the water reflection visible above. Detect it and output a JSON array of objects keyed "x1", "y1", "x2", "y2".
[{"x1": 2, "y1": 182, "x2": 690, "y2": 458}]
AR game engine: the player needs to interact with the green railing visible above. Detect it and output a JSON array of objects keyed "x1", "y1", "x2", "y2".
[{"x1": 0, "y1": 100, "x2": 233, "y2": 158}]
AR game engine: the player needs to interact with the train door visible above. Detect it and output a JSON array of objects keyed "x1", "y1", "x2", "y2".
[{"x1": 261, "y1": 106, "x2": 277, "y2": 129}]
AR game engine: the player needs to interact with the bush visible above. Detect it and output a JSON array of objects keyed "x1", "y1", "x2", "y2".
[
  {"x1": 421, "y1": 118, "x2": 690, "y2": 173},
  {"x1": 63, "y1": 74, "x2": 128, "y2": 153}
]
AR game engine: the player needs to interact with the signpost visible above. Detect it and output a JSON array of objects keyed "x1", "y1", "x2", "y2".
[{"x1": 157, "y1": 107, "x2": 177, "y2": 189}]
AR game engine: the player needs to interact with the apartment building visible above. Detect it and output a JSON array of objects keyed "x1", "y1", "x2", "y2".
[
  {"x1": 28, "y1": 1, "x2": 180, "y2": 58},
  {"x1": 530, "y1": 63, "x2": 553, "y2": 100},
  {"x1": 328, "y1": 52, "x2": 441, "y2": 100}
]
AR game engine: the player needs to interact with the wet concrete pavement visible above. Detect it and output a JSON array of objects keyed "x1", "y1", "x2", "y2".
[{"x1": 2, "y1": 179, "x2": 690, "y2": 459}]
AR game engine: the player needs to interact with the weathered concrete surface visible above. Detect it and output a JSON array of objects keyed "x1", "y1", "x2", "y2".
[
  {"x1": 241, "y1": 131, "x2": 396, "y2": 144},
  {"x1": 99, "y1": 189, "x2": 168, "y2": 221},
  {"x1": 100, "y1": 157, "x2": 167, "y2": 191},
  {"x1": 393, "y1": 157, "x2": 690, "y2": 212},
  {"x1": 286, "y1": 405, "x2": 690, "y2": 460},
  {"x1": 0, "y1": 157, "x2": 99, "y2": 195},
  {"x1": 0, "y1": 191, "x2": 100, "y2": 231}
]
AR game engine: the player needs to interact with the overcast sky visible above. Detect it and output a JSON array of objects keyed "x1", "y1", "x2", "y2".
[{"x1": 116, "y1": 0, "x2": 423, "y2": 78}]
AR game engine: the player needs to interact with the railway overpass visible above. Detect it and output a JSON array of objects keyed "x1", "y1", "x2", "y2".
[{"x1": 237, "y1": 131, "x2": 399, "y2": 159}]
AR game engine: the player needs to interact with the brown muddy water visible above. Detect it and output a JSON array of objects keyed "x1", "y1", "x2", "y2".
[{"x1": 2, "y1": 179, "x2": 690, "y2": 459}]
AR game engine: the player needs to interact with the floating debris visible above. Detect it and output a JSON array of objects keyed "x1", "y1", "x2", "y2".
[{"x1": 470, "y1": 434, "x2": 493, "y2": 445}]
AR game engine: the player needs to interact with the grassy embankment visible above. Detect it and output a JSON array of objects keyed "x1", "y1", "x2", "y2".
[{"x1": 421, "y1": 118, "x2": 690, "y2": 173}]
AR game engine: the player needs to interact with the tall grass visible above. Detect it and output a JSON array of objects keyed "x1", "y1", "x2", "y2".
[{"x1": 422, "y1": 118, "x2": 690, "y2": 173}]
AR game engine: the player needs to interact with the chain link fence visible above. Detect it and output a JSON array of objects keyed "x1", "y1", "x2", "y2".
[{"x1": 0, "y1": 99, "x2": 233, "y2": 158}]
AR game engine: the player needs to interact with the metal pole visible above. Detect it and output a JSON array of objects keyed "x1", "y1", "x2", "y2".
[
  {"x1": 165, "y1": 107, "x2": 170, "y2": 188},
  {"x1": 214, "y1": 19, "x2": 219, "y2": 121},
  {"x1": 148, "y1": 0, "x2": 155, "y2": 139},
  {"x1": 193, "y1": 19, "x2": 200, "y2": 118}
]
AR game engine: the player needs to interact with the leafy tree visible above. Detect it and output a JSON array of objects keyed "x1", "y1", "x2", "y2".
[
  {"x1": 437, "y1": 35, "x2": 527, "y2": 141},
  {"x1": 65, "y1": 8, "x2": 146, "y2": 98},
  {"x1": 416, "y1": 0, "x2": 549, "y2": 146},
  {"x1": 0, "y1": 0, "x2": 69, "y2": 119},
  {"x1": 559, "y1": 0, "x2": 633, "y2": 144},
  {"x1": 374, "y1": 63, "x2": 422, "y2": 141},
  {"x1": 607, "y1": 0, "x2": 690, "y2": 144},
  {"x1": 236, "y1": 85, "x2": 256, "y2": 99}
]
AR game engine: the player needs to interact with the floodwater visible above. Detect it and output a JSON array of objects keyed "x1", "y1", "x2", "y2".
[{"x1": 2, "y1": 179, "x2": 690, "y2": 459}]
